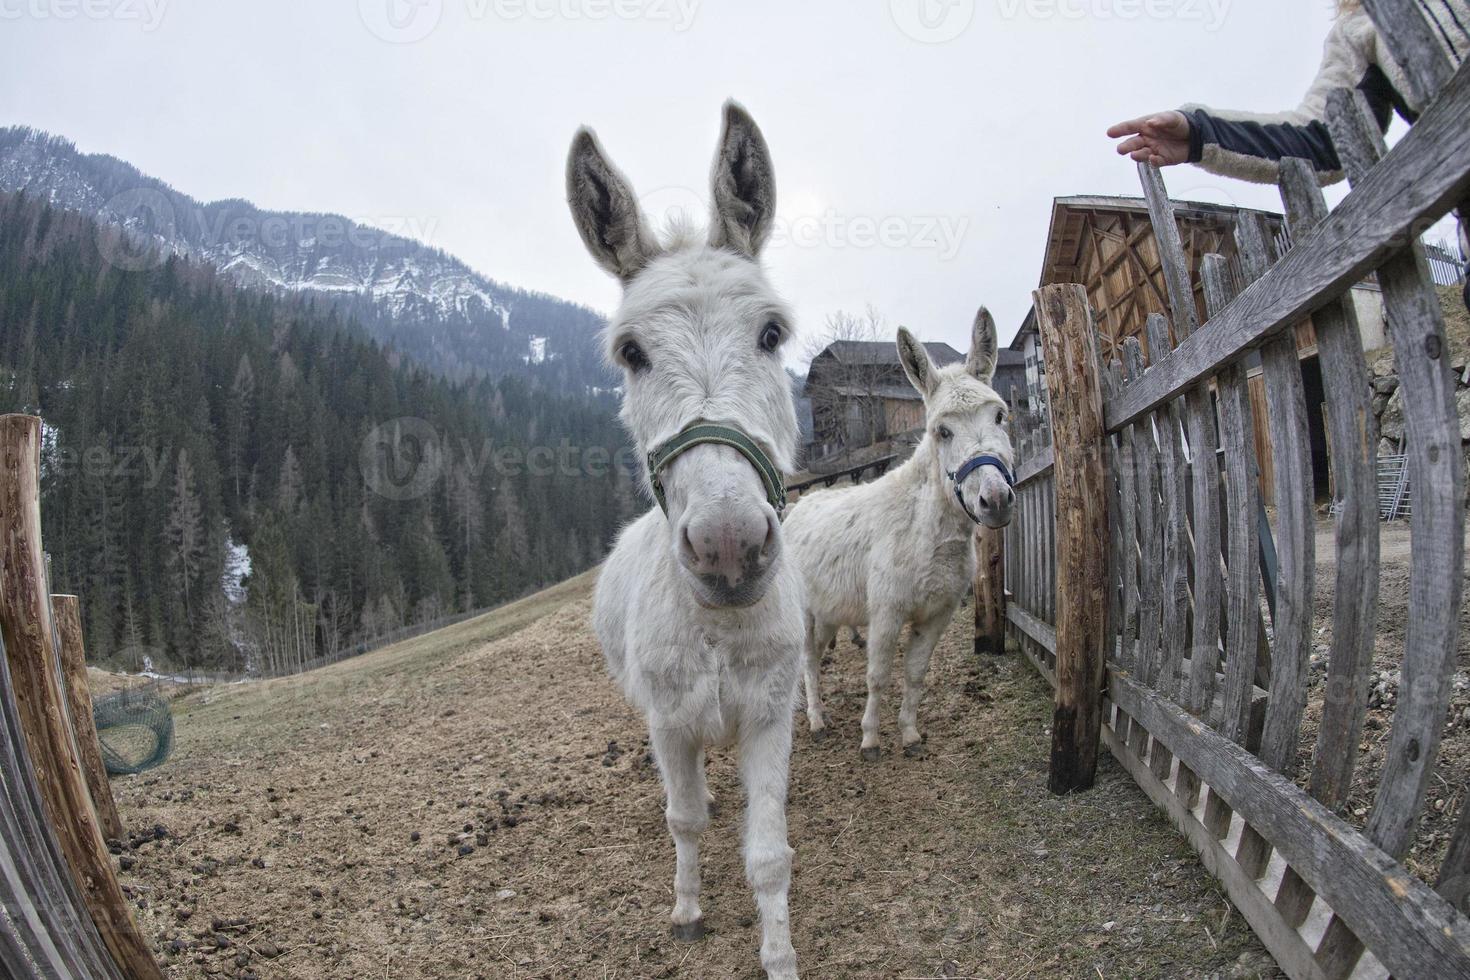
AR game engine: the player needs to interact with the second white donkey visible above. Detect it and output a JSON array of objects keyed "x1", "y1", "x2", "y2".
[{"x1": 785, "y1": 311, "x2": 1016, "y2": 760}]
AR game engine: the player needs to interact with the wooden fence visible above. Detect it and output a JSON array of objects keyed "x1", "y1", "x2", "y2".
[
  {"x1": 0, "y1": 414, "x2": 164, "y2": 978},
  {"x1": 997, "y1": 4, "x2": 1470, "y2": 976}
]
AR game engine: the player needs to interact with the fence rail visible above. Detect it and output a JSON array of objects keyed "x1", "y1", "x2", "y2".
[{"x1": 997, "y1": 7, "x2": 1470, "y2": 975}]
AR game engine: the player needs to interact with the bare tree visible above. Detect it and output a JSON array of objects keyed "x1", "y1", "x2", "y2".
[{"x1": 802, "y1": 305, "x2": 889, "y2": 460}]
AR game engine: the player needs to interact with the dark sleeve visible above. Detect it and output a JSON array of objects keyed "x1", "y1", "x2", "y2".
[
  {"x1": 1184, "y1": 66, "x2": 1404, "y2": 178},
  {"x1": 1184, "y1": 108, "x2": 1343, "y2": 175}
]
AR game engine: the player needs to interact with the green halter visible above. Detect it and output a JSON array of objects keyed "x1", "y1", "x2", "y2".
[{"x1": 647, "y1": 423, "x2": 787, "y2": 519}]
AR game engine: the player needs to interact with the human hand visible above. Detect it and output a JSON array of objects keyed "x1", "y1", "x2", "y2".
[{"x1": 1107, "y1": 111, "x2": 1192, "y2": 167}]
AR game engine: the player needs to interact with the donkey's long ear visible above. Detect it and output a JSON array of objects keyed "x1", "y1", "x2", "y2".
[
  {"x1": 966, "y1": 308, "x2": 999, "y2": 384},
  {"x1": 566, "y1": 128, "x2": 657, "y2": 285},
  {"x1": 897, "y1": 327, "x2": 937, "y2": 399},
  {"x1": 709, "y1": 101, "x2": 776, "y2": 258}
]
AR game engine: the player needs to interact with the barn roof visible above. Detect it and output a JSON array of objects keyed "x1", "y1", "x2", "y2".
[
  {"x1": 813, "y1": 350, "x2": 1025, "y2": 402},
  {"x1": 1009, "y1": 194, "x2": 1289, "y2": 363},
  {"x1": 1039, "y1": 194, "x2": 1283, "y2": 290},
  {"x1": 820, "y1": 340, "x2": 965, "y2": 367}
]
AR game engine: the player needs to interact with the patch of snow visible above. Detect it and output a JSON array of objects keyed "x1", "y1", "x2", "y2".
[{"x1": 222, "y1": 537, "x2": 251, "y2": 605}]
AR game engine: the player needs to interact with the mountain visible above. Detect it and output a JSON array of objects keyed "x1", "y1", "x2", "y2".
[
  {"x1": 0, "y1": 191, "x2": 638, "y2": 674},
  {"x1": 0, "y1": 126, "x2": 613, "y2": 390}
]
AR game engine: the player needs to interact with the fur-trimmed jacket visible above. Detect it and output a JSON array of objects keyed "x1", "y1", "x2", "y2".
[{"x1": 1184, "y1": 3, "x2": 1468, "y2": 186}]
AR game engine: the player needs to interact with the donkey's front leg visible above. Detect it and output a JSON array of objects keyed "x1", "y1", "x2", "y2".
[
  {"x1": 651, "y1": 725, "x2": 709, "y2": 941},
  {"x1": 859, "y1": 614, "x2": 903, "y2": 761},
  {"x1": 803, "y1": 619, "x2": 837, "y2": 739},
  {"x1": 897, "y1": 609, "x2": 954, "y2": 756},
  {"x1": 738, "y1": 713, "x2": 799, "y2": 979}
]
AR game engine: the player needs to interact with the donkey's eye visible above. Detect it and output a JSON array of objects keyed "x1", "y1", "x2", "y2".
[
  {"x1": 937, "y1": 425, "x2": 953, "y2": 441},
  {"x1": 619, "y1": 341, "x2": 650, "y2": 373},
  {"x1": 759, "y1": 321, "x2": 783, "y2": 354},
  {"x1": 995, "y1": 409, "x2": 1007, "y2": 426}
]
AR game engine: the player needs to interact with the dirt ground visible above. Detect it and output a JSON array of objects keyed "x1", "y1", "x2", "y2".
[
  {"x1": 1298, "y1": 518, "x2": 1470, "y2": 883},
  {"x1": 109, "y1": 571, "x2": 1275, "y2": 980}
]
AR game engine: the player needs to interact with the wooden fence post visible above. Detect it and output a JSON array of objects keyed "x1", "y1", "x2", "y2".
[
  {"x1": 53, "y1": 593, "x2": 126, "y2": 843},
  {"x1": 1361, "y1": 0, "x2": 1455, "y2": 109},
  {"x1": 0, "y1": 415, "x2": 164, "y2": 980},
  {"x1": 1033, "y1": 285, "x2": 1109, "y2": 795},
  {"x1": 973, "y1": 526, "x2": 1006, "y2": 656}
]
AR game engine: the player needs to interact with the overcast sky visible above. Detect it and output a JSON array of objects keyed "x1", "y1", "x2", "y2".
[{"x1": 2, "y1": 1, "x2": 1371, "y2": 362}]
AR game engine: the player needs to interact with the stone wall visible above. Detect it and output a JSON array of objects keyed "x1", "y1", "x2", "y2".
[{"x1": 1369, "y1": 286, "x2": 1470, "y2": 481}]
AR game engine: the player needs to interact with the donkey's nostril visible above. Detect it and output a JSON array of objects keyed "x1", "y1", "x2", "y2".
[{"x1": 760, "y1": 512, "x2": 778, "y2": 558}]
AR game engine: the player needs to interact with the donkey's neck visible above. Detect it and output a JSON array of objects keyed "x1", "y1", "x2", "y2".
[{"x1": 892, "y1": 437, "x2": 975, "y2": 543}]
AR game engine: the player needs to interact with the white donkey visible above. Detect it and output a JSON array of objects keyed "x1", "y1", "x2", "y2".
[
  {"x1": 786, "y1": 313, "x2": 1015, "y2": 760},
  {"x1": 568, "y1": 103, "x2": 803, "y2": 979}
]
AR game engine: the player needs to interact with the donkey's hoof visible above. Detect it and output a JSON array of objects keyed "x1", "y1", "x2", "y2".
[
  {"x1": 902, "y1": 742, "x2": 928, "y2": 759},
  {"x1": 860, "y1": 746, "x2": 881, "y2": 762},
  {"x1": 810, "y1": 727, "x2": 828, "y2": 743},
  {"x1": 671, "y1": 918, "x2": 707, "y2": 943}
]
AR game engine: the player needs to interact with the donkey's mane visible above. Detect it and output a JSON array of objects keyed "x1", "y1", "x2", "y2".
[{"x1": 656, "y1": 212, "x2": 707, "y2": 253}]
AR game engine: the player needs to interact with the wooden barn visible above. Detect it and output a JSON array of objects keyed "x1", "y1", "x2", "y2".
[
  {"x1": 804, "y1": 339, "x2": 1026, "y2": 462},
  {"x1": 1010, "y1": 195, "x2": 1390, "y2": 504}
]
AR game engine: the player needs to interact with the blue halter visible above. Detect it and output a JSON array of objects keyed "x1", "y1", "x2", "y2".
[{"x1": 947, "y1": 454, "x2": 1015, "y2": 515}]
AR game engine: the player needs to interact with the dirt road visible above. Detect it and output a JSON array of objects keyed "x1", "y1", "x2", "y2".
[{"x1": 112, "y1": 571, "x2": 1272, "y2": 979}]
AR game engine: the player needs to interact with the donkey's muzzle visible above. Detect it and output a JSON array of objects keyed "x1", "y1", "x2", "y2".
[
  {"x1": 678, "y1": 504, "x2": 781, "y2": 608},
  {"x1": 961, "y1": 469, "x2": 1015, "y2": 529}
]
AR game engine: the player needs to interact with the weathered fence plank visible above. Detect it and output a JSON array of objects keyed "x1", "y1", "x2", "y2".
[
  {"x1": 1199, "y1": 254, "x2": 1260, "y2": 849},
  {"x1": 1115, "y1": 368, "x2": 1140, "y2": 674},
  {"x1": 1033, "y1": 285, "x2": 1109, "y2": 795},
  {"x1": 1200, "y1": 256, "x2": 1262, "y2": 750},
  {"x1": 1123, "y1": 338, "x2": 1163, "y2": 693},
  {"x1": 1143, "y1": 315, "x2": 1193, "y2": 704},
  {"x1": 1142, "y1": 164, "x2": 1226, "y2": 723},
  {"x1": 1361, "y1": 0, "x2": 1457, "y2": 109},
  {"x1": 1228, "y1": 222, "x2": 1315, "y2": 780},
  {"x1": 1141, "y1": 313, "x2": 1199, "y2": 806},
  {"x1": 51, "y1": 594, "x2": 125, "y2": 845},
  {"x1": 0, "y1": 415, "x2": 163, "y2": 980},
  {"x1": 1441, "y1": 793, "x2": 1470, "y2": 917},
  {"x1": 1280, "y1": 156, "x2": 1383, "y2": 818}
]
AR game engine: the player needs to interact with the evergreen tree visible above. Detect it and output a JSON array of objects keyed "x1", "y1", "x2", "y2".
[{"x1": 0, "y1": 191, "x2": 638, "y2": 674}]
